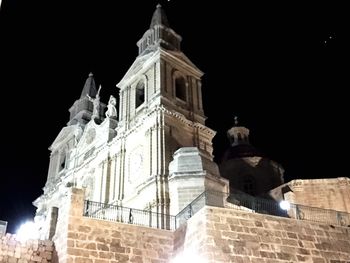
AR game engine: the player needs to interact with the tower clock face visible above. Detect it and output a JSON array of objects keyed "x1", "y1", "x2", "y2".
[{"x1": 129, "y1": 149, "x2": 144, "y2": 183}]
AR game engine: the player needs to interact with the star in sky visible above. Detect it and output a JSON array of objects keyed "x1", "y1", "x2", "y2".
[{"x1": 324, "y1": 33, "x2": 335, "y2": 45}]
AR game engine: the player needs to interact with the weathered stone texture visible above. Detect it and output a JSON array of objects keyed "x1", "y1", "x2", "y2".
[
  {"x1": 66, "y1": 218, "x2": 173, "y2": 263},
  {"x1": 273, "y1": 178, "x2": 350, "y2": 213},
  {"x1": 196, "y1": 206, "x2": 350, "y2": 263},
  {"x1": 0, "y1": 233, "x2": 55, "y2": 263},
  {"x1": 53, "y1": 188, "x2": 350, "y2": 263},
  {"x1": 57, "y1": 188, "x2": 173, "y2": 263}
]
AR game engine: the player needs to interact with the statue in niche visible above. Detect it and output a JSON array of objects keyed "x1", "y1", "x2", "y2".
[
  {"x1": 87, "y1": 85, "x2": 102, "y2": 119},
  {"x1": 105, "y1": 95, "x2": 117, "y2": 118}
]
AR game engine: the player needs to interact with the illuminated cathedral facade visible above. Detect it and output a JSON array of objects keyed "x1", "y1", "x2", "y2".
[
  {"x1": 30, "y1": 8, "x2": 350, "y2": 263},
  {"x1": 34, "y1": 4, "x2": 229, "y2": 239}
]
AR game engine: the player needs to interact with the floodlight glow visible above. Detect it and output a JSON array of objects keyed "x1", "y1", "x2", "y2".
[
  {"x1": 279, "y1": 200, "x2": 291, "y2": 211},
  {"x1": 16, "y1": 221, "x2": 39, "y2": 242},
  {"x1": 171, "y1": 250, "x2": 207, "y2": 263}
]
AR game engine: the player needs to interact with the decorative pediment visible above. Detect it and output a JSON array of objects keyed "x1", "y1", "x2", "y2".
[
  {"x1": 164, "y1": 50, "x2": 203, "y2": 76},
  {"x1": 117, "y1": 49, "x2": 203, "y2": 89},
  {"x1": 117, "y1": 52, "x2": 154, "y2": 88},
  {"x1": 50, "y1": 124, "x2": 83, "y2": 151},
  {"x1": 75, "y1": 119, "x2": 111, "y2": 154},
  {"x1": 76, "y1": 121, "x2": 99, "y2": 150}
]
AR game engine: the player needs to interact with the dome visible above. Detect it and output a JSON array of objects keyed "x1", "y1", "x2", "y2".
[{"x1": 221, "y1": 144, "x2": 264, "y2": 162}]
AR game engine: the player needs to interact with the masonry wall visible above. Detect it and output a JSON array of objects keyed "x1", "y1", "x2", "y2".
[
  {"x1": 55, "y1": 188, "x2": 350, "y2": 263},
  {"x1": 189, "y1": 206, "x2": 350, "y2": 263},
  {"x1": 272, "y1": 177, "x2": 350, "y2": 213},
  {"x1": 0, "y1": 233, "x2": 55, "y2": 263},
  {"x1": 55, "y1": 188, "x2": 174, "y2": 263},
  {"x1": 66, "y1": 217, "x2": 174, "y2": 263}
]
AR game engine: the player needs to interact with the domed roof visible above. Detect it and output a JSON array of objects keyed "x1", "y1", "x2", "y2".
[
  {"x1": 221, "y1": 144, "x2": 264, "y2": 162},
  {"x1": 221, "y1": 117, "x2": 264, "y2": 162}
]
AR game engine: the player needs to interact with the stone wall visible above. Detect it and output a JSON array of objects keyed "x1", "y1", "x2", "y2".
[
  {"x1": 0, "y1": 233, "x2": 55, "y2": 262},
  {"x1": 186, "y1": 206, "x2": 350, "y2": 262},
  {"x1": 271, "y1": 177, "x2": 350, "y2": 213},
  {"x1": 55, "y1": 188, "x2": 174, "y2": 263},
  {"x1": 66, "y1": 216, "x2": 174, "y2": 263},
  {"x1": 55, "y1": 187, "x2": 350, "y2": 263}
]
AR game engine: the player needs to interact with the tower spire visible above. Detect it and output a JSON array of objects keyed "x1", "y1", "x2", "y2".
[
  {"x1": 150, "y1": 4, "x2": 170, "y2": 28},
  {"x1": 137, "y1": 4, "x2": 182, "y2": 55},
  {"x1": 68, "y1": 72, "x2": 105, "y2": 125},
  {"x1": 80, "y1": 72, "x2": 97, "y2": 99}
]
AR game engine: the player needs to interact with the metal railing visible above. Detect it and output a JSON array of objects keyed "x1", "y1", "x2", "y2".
[
  {"x1": 226, "y1": 192, "x2": 350, "y2": 226},
  {"x1": 84, "y1": 200, "x2": 176, "y2": 230},
  {"x1": 175, "y1": 192, "x2": 207, "y2": 227},
  {"x1": 83, "y1": 191, "x2": 350, "y2": 230}
]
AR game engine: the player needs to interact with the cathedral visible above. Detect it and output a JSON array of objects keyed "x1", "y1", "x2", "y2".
[
  {"x1": 15, "y1": 4, "x2": 348, "y2": 263},
  {"x1": 33, "y1": 4, "x2": 229, "y2": 238}
]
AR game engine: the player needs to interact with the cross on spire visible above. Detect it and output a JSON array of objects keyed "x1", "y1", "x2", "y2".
[{"x1": 234, "y1": 116, "x2": 239, "y2": 126}]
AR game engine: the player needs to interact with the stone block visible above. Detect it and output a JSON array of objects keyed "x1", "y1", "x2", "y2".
[
  {"x1": 75, "y1": 257, "x2": 93, "y2": 263},
  {"x1": 312, "y1": 258, "x2": 326, "y2": 263},
  {"x1": 97, "y1": 243, "x2": 109, "y2": 251},
  {"x1": 260, "y1": 251, "x2": 276, "y2": 259}
]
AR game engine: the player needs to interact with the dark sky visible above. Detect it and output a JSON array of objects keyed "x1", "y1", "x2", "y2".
[{"x1": 0, "y1": 1, "x2": 348, "y2": 233}]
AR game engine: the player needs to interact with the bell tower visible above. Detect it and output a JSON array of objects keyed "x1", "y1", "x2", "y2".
[
  {"x1": 114, "y1": 4, "x2": 228, "y2": 220},
  {"x1": 118, "y1": 4, "x2": 206, "y2": 128}
]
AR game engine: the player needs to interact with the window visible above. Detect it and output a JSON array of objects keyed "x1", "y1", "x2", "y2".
[
  {"x1": 135, "y1": 81, "x2": 145, "y2": 108},
  {"x1": 175, "y1": 76, "x2": 186, "y2": 101},
  {"x1": 243, "y1": 176, "x2": 255, "y2": 195},
  {"x1": 59, "y1": 151, "x2": 66, "y2": 171}
]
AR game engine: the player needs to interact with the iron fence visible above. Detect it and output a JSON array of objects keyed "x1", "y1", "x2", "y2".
[
  {"x1": 175, "y1": 192, "x2": 207, "y2": 226},
  {"x1": 84, "y1": 200, "x2": 176, "y2": 230},
  {"x1": 225, "y1": 191, "x2": 350, "y2": 227},
  {"x1": 83, "y1": 191, "x2": 350, "y2": 230}
]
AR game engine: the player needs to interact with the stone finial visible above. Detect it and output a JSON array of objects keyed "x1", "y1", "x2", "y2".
[
  {"x1": 88, "y1": 72, "x2": 93, "y2": 77},
  {"x1": 156, "y1": 3, "x2": 162, "y2": 8}
]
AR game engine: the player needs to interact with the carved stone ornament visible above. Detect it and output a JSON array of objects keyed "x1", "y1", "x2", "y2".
[{"x1": 86, "y1": 128, "x2": 96, "y2": 144}]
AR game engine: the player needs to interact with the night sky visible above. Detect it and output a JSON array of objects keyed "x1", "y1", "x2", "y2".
[{"x1": 0, "y1": 1, "x2": 348, "y2": 233}]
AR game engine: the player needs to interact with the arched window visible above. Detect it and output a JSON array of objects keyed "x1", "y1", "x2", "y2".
[
  {"x1": 59, "y1": 151, "x2": 66, "y2": 172},
  {"x1": 135, "y1": 81, "x2": 145, "y2": 108},
  {"x1": 237, "y1": 133, "x2": 242, "y2": 142},
  {"x1": 175, "y1": 76, "x2": 187, "y2": 101},
  {"x1": 243, "y1": 176, "x2": 255, "y2": 196}
]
